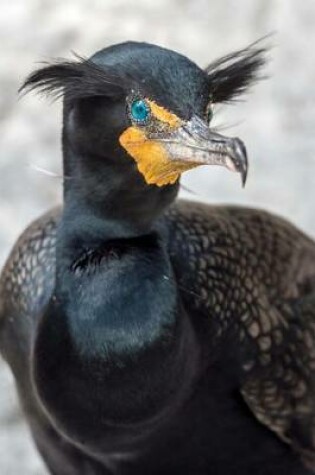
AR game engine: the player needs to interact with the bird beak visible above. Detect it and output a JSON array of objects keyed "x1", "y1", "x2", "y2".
[{"x1": 156, "y1": 115, "x2": 248, "y2": 187}]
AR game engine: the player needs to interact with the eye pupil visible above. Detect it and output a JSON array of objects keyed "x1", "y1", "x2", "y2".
[{"x1": 131, "y1": 99, "x2": 150, "y2": 123}]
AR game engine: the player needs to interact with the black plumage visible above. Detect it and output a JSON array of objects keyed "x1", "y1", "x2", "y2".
[{"x1": 1, "y1": 41, "x2": 315, "y2": 475}]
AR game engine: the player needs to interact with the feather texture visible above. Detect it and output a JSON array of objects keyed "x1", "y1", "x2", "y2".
[
  {"x1": 19, "y1": 54, "x2": 132, "y2": 101},
  {"x1": 206, "y1": 39, "x2": 269, "y2": 102}
]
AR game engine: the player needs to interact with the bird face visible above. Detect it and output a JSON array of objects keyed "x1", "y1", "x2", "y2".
[
  {"x1": 22, "y1": 41, "x2": 266, "y2": 190},
  {"x1": 120, "y1": 95, "x2": 247, "y2": 187}
]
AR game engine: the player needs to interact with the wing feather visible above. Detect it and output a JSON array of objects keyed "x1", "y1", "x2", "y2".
[{"x1": 165, "y1": 200, "x2": 315, "y2": 469}]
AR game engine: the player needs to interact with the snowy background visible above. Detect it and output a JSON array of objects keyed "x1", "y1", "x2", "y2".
[{"x1": 0, "y1": 0, "x2": 315, "y2": 473}]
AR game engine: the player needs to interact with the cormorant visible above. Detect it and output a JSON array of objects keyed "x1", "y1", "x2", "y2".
[{"x1": 1, "y1": 41, "x2": 315, "y2": 475}]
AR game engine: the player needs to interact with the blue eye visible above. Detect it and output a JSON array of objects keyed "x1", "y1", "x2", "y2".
[{"x1": 130, "y1": 99, "x2": 150, "y2": 124}]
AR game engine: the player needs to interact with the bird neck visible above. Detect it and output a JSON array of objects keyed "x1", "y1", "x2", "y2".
[
  {"x1": 61, "y1": 141, "x2": 179, "y2": 241},
  {"x1": 32, "y1": 144, "x2": 199, "y2": 455}
]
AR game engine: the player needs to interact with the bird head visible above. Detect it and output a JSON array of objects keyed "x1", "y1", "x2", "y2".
[{"x1": 21, "y1": 41, "x2": 266, "y2": 231}]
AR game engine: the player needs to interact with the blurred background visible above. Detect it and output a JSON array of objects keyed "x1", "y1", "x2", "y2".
[{"x1": 0, "y1": 0, "x2": 314, "y2": 473}]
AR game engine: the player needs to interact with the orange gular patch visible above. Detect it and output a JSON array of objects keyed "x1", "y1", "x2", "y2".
[
  {"x1": 119, "y1": 127, "x2": 178, "y2": 186},
  {"x1": 119, "y1": 101, "x2": 189, "y2": 187}
]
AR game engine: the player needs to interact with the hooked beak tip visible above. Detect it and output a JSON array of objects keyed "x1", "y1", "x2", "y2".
[
  {"x1": 242, "y1": 168, "x2": 248, "y2": 188},
  {"x1": 231, "y1": 138, "x2": 248, "y2": 188}
]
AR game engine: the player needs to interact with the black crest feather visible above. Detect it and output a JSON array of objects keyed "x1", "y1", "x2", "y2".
[
  {"x1": 19, "y1": 54, "x2": 132, "y2": 101},
  {"x1": 206, "y1": 39, "x2": 268, "y2": 103}
]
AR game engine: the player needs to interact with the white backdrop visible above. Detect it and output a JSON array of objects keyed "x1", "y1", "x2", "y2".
[{"x1": 0, "y1": 0, "x2": 314, "y2": 473}]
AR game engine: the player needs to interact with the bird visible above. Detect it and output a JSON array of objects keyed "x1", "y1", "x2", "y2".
[{"x1": 0, "y1": 40, "x2": 315, "y2": 475}]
